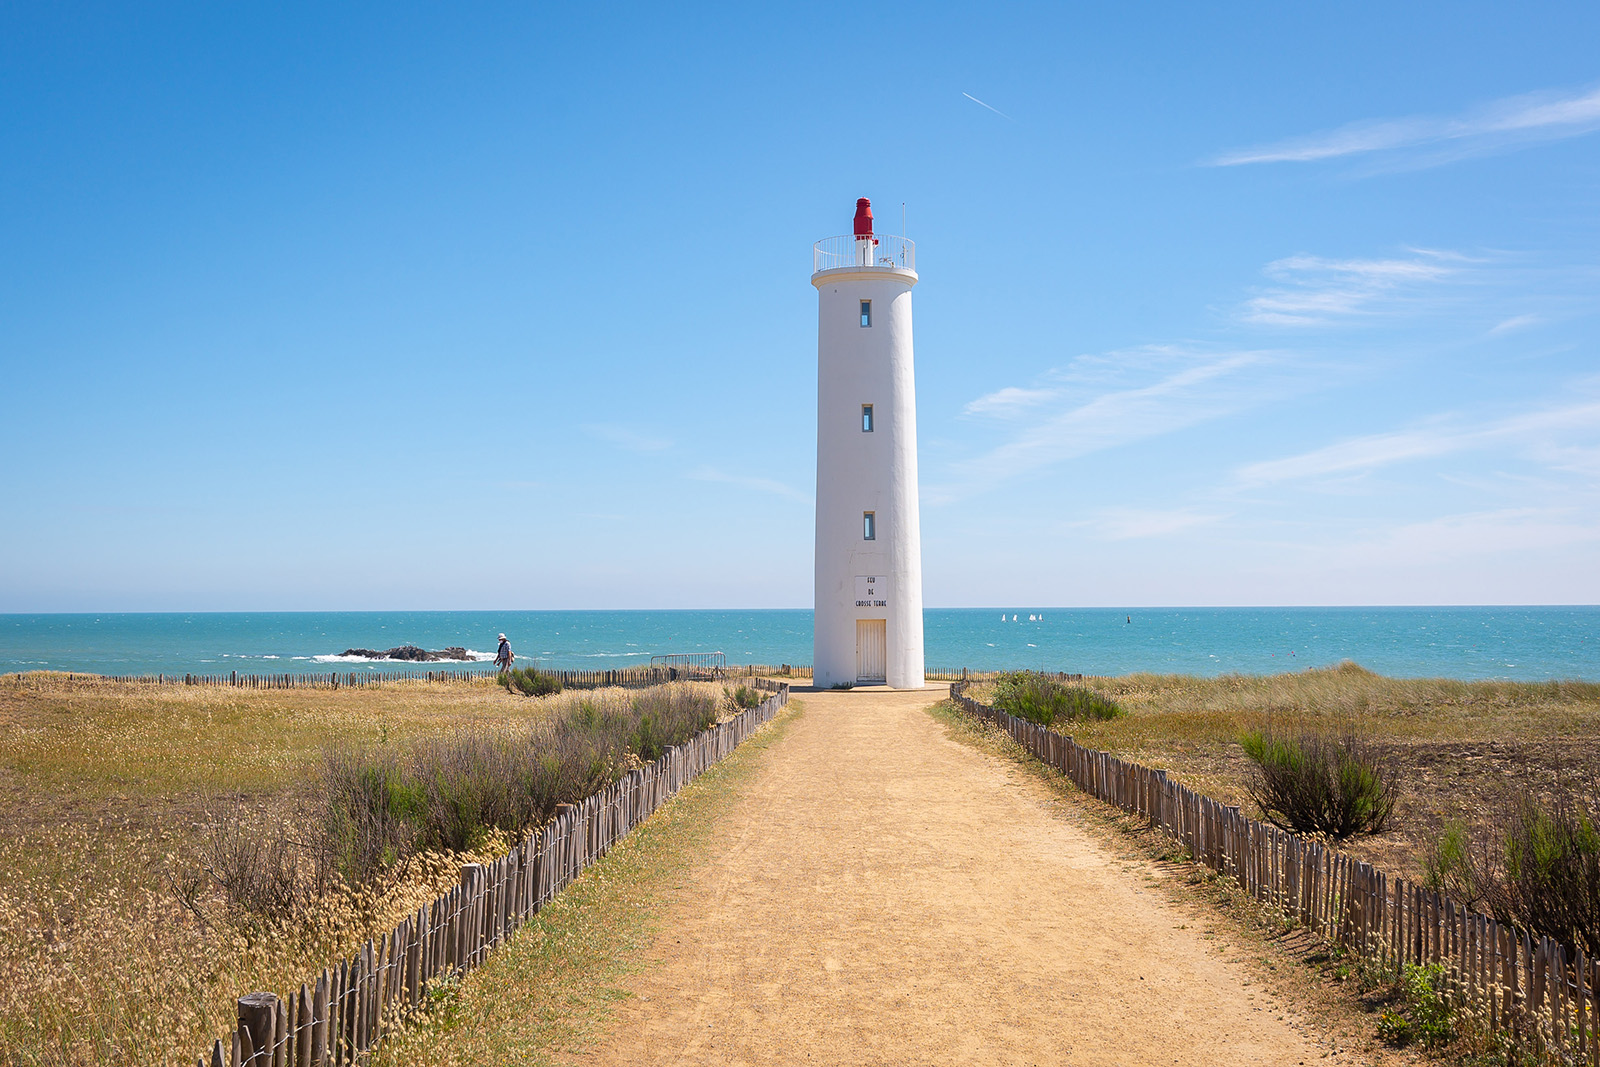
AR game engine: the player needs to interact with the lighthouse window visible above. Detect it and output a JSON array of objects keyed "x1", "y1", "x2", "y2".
[
  {"x1": 861, "y1": 404, "x2": 874, "y2": 432},
  {"x1": 863, "y1": 511, "x2": 876, "y2": 540},
  {"x1": 860, "y1": 300, "x2": 872, "y2": 327}
]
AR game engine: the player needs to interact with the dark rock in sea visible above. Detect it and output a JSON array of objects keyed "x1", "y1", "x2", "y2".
[{"x1": 339, "y1": 645, "x2": 475, "y2": 662}]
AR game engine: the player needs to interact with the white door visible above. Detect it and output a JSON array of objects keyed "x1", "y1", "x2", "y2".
[{"x1": 855, "y1": 619, "x2": 886, "y2": 684}]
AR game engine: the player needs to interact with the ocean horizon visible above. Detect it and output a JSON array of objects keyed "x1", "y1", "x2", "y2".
[{"x1": 1, "y1": 606, "x2": 1595, "y2": 682}]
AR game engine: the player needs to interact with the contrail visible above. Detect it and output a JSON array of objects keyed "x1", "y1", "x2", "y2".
[{"x1": 963, "y1": 91, "x2": 1012, "y2": 120}]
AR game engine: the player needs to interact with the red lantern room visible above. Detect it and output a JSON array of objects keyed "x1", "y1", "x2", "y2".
[{"x1": 853, "y1": 198, "x2": 874, "y2": 237}]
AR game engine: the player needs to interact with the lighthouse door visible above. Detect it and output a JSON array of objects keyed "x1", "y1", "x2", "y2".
[{"x1": 855, "y1": 619, "x2": 887, "y2": 684}]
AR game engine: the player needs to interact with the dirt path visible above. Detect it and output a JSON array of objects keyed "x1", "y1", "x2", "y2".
[{"x1": 576, "y1": 687, "x2": 1360, "y2": 1067}]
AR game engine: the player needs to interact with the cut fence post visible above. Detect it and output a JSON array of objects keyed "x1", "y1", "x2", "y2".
[{"x1": 238, "y1": 993, "x2": 278, "y2": 1066}]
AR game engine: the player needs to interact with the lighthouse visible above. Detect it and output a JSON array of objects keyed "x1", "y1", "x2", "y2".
[{"x1": 812, "y1": 198, "x2": 925, "y2": 690}]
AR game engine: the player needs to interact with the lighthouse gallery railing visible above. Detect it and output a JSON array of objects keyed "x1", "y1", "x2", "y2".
[{"x1": 812, "y1": 233, "x2": 916, "y2": 274}]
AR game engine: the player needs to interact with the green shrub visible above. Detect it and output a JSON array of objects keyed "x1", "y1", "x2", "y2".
[
  {"x1": 1442, "y1": 778, "x2": 1600, "y2": 958},
  {"x1": 1504, "y1": 793, "x2": 1600, "y2": 955},
  {"x1": 1239, "y1": 724, "x2": 1398, "y2": 839},
  {"x1": 731, "y1": 684, "x2": 762, "y2": 709},
  {"x1": 1377, "y1": 963, "x2": 1455, "y2": 1048},
  {"x1": 991, "y1": 671, "x2": 1122, "y2": 727},
  {"x1": 1423, "y1": 821, "x2": 1475, "y2": 897},
  {"x1": 631, "y1": 713, "x2": 663, "y2": 762},
  {"x1": 502, "y1": 665, "x2": 563, "y2": 697}
]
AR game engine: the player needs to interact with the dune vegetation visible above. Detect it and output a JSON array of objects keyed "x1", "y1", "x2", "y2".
[
  {"x1": 968, "y1": 661, "x2": 1600, "y2": 889},
  {"x1": 5, "y1": 663, "x2": 1596, "y2": 1064},
  {"x1": 0, "y1": 673, "x2": 735, "y2": 1067}
]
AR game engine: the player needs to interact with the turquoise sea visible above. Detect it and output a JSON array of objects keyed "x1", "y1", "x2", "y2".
[{"x1": 1, "y1": 607, "x2": 1595, "y2": 681}]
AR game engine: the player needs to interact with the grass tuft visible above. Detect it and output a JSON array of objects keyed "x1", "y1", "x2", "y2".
[{"x1": 991, "y1": 671, "x2": 1122, "y2": 728}]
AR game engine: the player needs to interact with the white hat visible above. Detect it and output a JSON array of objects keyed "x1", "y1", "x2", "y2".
[{"x1": 498, "y1": 633, "x2": 507, "y2": 640}]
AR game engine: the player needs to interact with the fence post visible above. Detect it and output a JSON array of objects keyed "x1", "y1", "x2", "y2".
[
  {"x1": 459, "y1": 864, "x2": 486, "y2": 969},
  {"x1": 238, "y1": 992, "x2": 278, "y2": 1066}
]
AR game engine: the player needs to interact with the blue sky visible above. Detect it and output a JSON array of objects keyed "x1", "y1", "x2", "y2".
[{"x1": 2, "y1": 2, "x2": 1597, "y2": 611}]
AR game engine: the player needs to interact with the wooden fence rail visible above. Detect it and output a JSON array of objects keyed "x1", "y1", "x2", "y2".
[
  {"x1": 20, "y1": 664, "x2": 1038, "y2": 688},
  {"x1": 57, "y1": 664, "x2": 726, "y2": 690},
  {"x1": 197, "y1": 679, "x2": 789, "y2": 1067},
  {"x1": 950, "y1": 681, "x2": 1598, "y2": 1065}
]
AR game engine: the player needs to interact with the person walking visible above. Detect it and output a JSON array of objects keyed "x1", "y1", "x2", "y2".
[{"x1": 494, "y1": 632, "x2": 514, "y2": 672}]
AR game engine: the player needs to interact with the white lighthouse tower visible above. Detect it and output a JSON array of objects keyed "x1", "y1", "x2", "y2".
[{"x1": 812, "y1": 198, "x2": 925, "y2": 690}]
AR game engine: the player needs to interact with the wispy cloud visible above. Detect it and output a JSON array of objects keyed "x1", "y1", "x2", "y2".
[
  {"x1": 1489, "y1": 313, "x2": 1542, "y2": 335},
  {"x1": 1239, "y1": 250, "x2": 1465, "y2": 326},
  {"x1": 1209, "y1": 83, "x2": 1600, "y2": 168},
  {"x1": 1234, "y1": 399, "x2": 1600, "y2": 487},
  {"x1": 935, "y1": 348, "x2": 1286, "y2": 499},
  {"x1": 582, "y1": 423, "x2": 672, "y2": 453},
  {"x1": 1076, "y1": 507, "x2": 1225, "y2": 541},
  {"x1": 962, "y1": 92, "x2": 1012, "y2": 120},
  {"x1": 963, "y1": 385, "x2": 1059, "y2": 418},
  {"x1": 1236, "y1": 424, "x2": 1463, "y2": 486},
  {"x1": 689, "y1": 465, "x2": 810, "y2": 503}
]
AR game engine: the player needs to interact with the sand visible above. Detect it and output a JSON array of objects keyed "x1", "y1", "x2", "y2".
[{"x1": 574, "y1": 686, "x2": 1363, "y2": 1067}]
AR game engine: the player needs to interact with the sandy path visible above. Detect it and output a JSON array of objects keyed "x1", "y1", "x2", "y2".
[{"x1": 576, "y1": 687, "x2": 1350, "y2": 1067}]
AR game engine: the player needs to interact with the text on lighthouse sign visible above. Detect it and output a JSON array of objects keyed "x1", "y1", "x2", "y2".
[{"x1": 855, "y1": 575, "x2": 889, "y2": 608}]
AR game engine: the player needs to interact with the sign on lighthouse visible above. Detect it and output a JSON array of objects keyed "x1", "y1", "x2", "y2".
[{"x1": 812, "y1": 199, "x2": 925, "y2": 689}]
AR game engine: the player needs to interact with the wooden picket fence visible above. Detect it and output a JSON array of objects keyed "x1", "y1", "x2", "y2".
[
  {"x1": 927, "y1": 667, "x2": 1081, "y2": 683},
  {"x1": 721, "y1": 666, "x2": 1046, "y2": 683},
  {"x1": 925, "y1": 666, "x2": 982, "y2": 682},
  {"x1": 27, "y1": 664, "x2": 1064, "y2": 689},
  {"x1": 950, "y1": 681, "x2": 1599, "y2": 1064},
  {"x1": 76, "y1": 664, "x2": 722, "y2": 690},
  {"x1": 196, "y1": 679, "x2": 789, "y2": 1067},
  {"x1": 738, "y1": 664, "x2": 812, "y2": 679}
]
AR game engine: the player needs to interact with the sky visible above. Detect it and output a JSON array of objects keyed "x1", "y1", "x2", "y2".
[{"x1": 1, "y1": 2, "x2": 1597, "y2": 611}]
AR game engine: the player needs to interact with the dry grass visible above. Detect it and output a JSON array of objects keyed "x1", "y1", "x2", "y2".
[
  {"x1": 0, "y1": 672, "x2": 536, "y2": 802},
  {"x1": 0, "y1": 818, "x2": 507, "y2": 1066},
  {"x1": 0, "y1": 673, "x2": 724, "y2": 1067},
  {"x1": 967, "y1": 662, "x2": 1600, "y2": 885}
]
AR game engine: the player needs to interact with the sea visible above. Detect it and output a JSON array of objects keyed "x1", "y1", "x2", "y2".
[{"x1": 0, "y1": 607, "x2": 1595, "y2": 682}]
